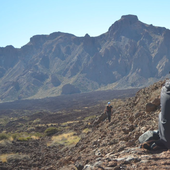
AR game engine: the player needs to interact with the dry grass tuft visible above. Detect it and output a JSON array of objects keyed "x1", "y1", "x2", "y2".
[
  {"x1": 0, "y1": 154, "x2": 13, "y2": 163},
  {"x1": 47, "y1": 132, "x2": 80, "y2": 147},
  {"x1": 82, "y1": 128, "x2": 91, "y2": 133},
  {"x1": 84, "y1": 115, "x2": 96, "y2": 121},
  {"x1": 61, "y1": 121, "x2": 79, "y2": 126},
  {"x1": 31, "y1": 135, "x2": 39, "y2": 140}
]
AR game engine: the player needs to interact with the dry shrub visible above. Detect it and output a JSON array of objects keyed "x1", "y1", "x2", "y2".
[
  {"x1": 45, "y1": 127, "x2": 58, "y2": 136},
  {"x1": 0, "y1": 139, "x2": 12, "y2": 147},
  {"x1": 0, "y1": 154, "x2": 13, "y2": 163},
  {"x1": 0, "y1": 133, "x2": 8, "y2": 140},
  {"x1": 48, "y1": 132, "x2": 80, "y2": 146},
  {"x1": 82, "y1": 128, "x2": 91, "y2": 133}
]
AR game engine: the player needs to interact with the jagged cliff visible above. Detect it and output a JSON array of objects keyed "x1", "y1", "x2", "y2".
[{"x1": 0, "y1": 15, "x2": 170, "y2": 101}]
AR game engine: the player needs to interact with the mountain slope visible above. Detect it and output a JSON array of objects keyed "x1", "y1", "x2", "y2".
[
  {"x1": 56, "y1": 80, "x2": 165, "y2": 169},
  {"x1": 0, "y1": 80, "x2": 166, "y2": 170},
  {"x1": 0, "y1": 15, "x2": 170, "y2": 101}
]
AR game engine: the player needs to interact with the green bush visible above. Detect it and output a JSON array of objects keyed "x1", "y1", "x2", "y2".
[
  {"x1": 0, "y1": 133, "x2": 8, "y2": 140},
  {"x1": 45, "y1": 127, "x2": 58, "y2": 136},
  {"x1": 17, "y1": 137, "x2": 31, "y2": 141},
  {"x1": 11, "y1": 134, "x2": 18, "y2": 140}
]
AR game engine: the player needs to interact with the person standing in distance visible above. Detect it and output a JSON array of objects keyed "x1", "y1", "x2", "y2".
[{"x1": 105, "y1": 102, "x2": 113, "y2": 122}]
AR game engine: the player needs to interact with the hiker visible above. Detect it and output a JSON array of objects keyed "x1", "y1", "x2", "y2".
[
  {"x1": 104, "y1": 102, "x2": 113, "y2": 122},
  {"x1": 154, "y1": 80, "x2": 170, "y2": 149},
  {"x1": 140, "y1": 80, "x2": 170, "y2": 150}
]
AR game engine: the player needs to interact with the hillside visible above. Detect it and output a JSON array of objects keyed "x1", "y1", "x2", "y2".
[
  {"x1": 0, "y1": 15, "x2": 170, "y2": 101},
  {"x1": 57, "y1": 80, "x2": 165, "y2": 170},
  {"x1": 0, "y1": 80, "x2": 168, "y2": 169}
]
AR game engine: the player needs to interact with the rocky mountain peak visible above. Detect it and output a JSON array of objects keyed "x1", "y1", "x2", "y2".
[
  {"x1": 108, "y1": 15, "x2": 139, "y2": 36},
  {"x1": 83, "y1": 33, "x2": 91, "y2": 43},
  {"x1": 29, "y1": 35, "x2": 47, "y2": 46},
  {"x1": 120, "y1": 14, "x2": 138, "y2": 24},
  {"x1": 5, "y1": 45, "x2": 15, "y2": 49},
  {"x1": 84, "y1": 33, "x2": 90, "y2": 38}
]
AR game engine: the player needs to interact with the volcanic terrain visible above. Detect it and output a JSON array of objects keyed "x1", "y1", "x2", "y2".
[{"x1": 0, "y1": 80, "x2": 169, "y2": 169}]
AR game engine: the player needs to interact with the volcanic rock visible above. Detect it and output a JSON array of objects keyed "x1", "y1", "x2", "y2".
[{"x1": 145, "y1": 103, "x2": 157, "y2": 112}]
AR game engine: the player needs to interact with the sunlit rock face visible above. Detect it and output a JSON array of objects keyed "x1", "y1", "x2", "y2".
[{"x1": 0, "y1": 15, "x2": 170, "y2": 101}]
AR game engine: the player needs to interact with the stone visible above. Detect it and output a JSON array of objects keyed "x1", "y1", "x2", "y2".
[
  {"x1": 152, "y1": 98, "x2": 160, "y2": 107},
  {"x1": 107, "y1": 160, "x2": 117, "y2": 167},
  {"x1": 83, "y1": 164, "x2": 93, "y2": 170},
  {"x1": 127, "y1": 139, "x2": 135, "y2": 147},
  {"x1": 95, "y1": 150, "x2": 102, "y2": 156},
  {"x1": 93, "y1": 161, "x2": 103, "y2": 167},
  {"x1": 125, "y1": 156, "x2": 141, "y2": 163},
  {"x1": 75, "y1": 161, "x2": 84, "y2": 170},
  {"x1": 134, "y1": 112, "x2": 143, "y2": 118},
  {"x1": 146, "y1": 103, "x2": 157, "y2": 112}
]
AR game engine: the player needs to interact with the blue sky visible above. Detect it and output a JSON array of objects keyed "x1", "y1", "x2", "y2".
[{"x1": 0, "y1": 0, "x2": 169, "y2": 48}]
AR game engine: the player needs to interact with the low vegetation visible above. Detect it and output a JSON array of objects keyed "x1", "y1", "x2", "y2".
[
  {"x1": 17, "y1": 137, "x2": 32, "y2": 141},
  {"x1": 0, "y1": 132, "x2": 42, "y2": 142},
  {"x1": 48, "y1": 132, "x2": 80, "y2": 147},
  {"x1": 0, "y1": 154, "x2": 14, "y2": 163},
  {"x1": 82, "y1": 128, "x2": 91, "y2": 134},
  {"x1": 0, "y1": 133, "x2": 9, "y2": 140},
  {"x1": 45, "y1": 127, "x2": 59, "y2": 136},
  {"x1": 0, "y1": 117, "x2": 10, "y2": 126},
  {"x1": 32, "y1": 118, "x2": 41, "y2": 124},
  {"x1": 61, "y1": 121, "x2": 79, "y2": 126},
  {"x1": 84, "y1": 115, "x2": 96, "y2": 121}
]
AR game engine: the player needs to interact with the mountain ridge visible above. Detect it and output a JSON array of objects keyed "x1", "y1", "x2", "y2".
[{"x1": 0, "y1": 14, "x2": 170, "y2": 102}]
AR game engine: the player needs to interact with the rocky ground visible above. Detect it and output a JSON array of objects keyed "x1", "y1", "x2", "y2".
[{"x1": 0, "y1": 80, "x2": 168, "y2": 170}]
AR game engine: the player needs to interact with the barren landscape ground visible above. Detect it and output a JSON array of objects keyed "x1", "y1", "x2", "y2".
[{"x1": 0, "y1": 82, "x2": 168, "y2": 170}]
